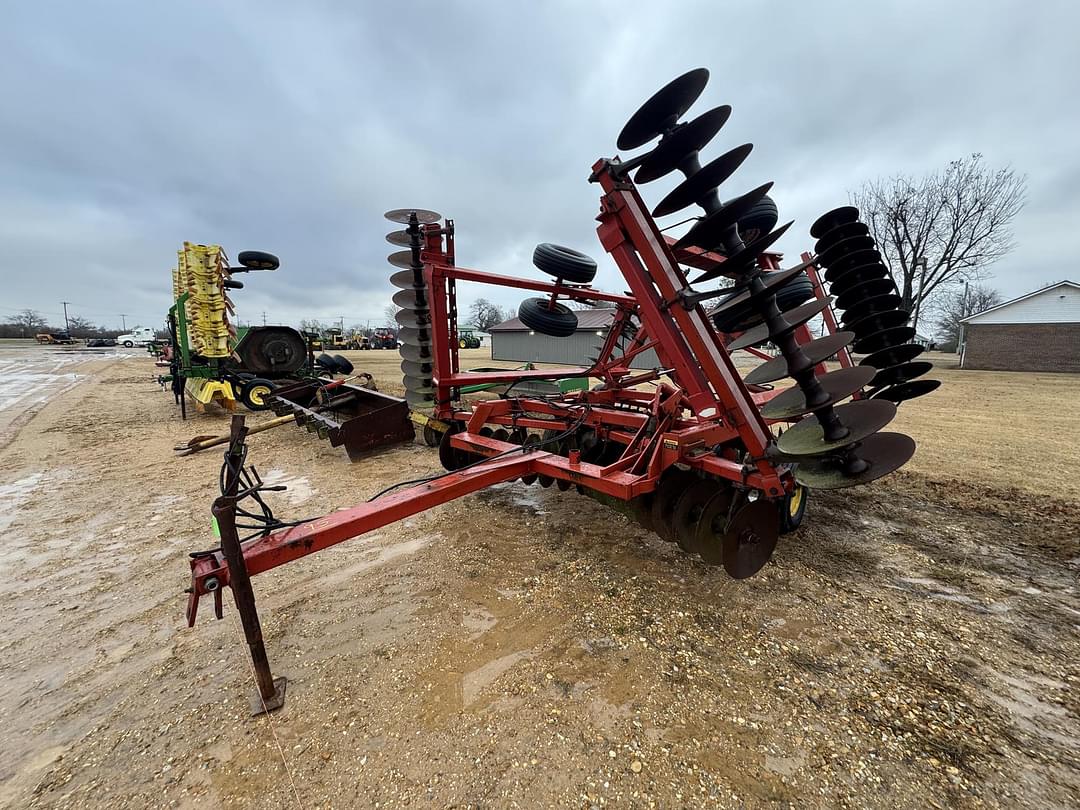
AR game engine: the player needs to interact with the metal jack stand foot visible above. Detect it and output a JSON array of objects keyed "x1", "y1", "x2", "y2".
[{"x1": 216, "y1": 415, "x2": 287, "y2": 716}]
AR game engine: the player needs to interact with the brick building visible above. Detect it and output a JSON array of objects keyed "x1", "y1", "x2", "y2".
[{"x1": 959, "y1": 280, "x2": 1080, "y2": 372}]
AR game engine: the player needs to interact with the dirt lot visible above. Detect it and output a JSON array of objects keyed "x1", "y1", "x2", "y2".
[{"x1": 0, "y1": 343, "x2": 1077, "y2": 809}]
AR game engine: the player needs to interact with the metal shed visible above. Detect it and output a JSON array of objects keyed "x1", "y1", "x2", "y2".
[{"x1": 489, "y1": 308, "x2": 661, "y2": 369}]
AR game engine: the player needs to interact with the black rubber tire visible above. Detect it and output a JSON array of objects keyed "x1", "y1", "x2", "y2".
[
  {"x1": 122, "y1": 340, "x2": 134, "y2": 348},
  {"x1": 711, "y1": 273, "x2": 815, "y2": 334},
  {"x1": 518, "y1": 298, "x2": 578, "y2": 338},
  {"x1": 779, "y1": 483, "x2": 808, "y2": 534},
  {"x1": 332, "y1": 354, "x2": 354, "y2": 374},
  {"x1": 532, "y1": 243, "x2": 597, "y2": 284},
  {"x1": 237, "y1": 250, "x2": 280, "y2": 270},
  {"x1": 315, "y1": 353, "x2": 337, "y2": 373},
  {"x1": 737, "y1": 195, "x2": 779, "y2": 244},
  {"x1": 240, "y1": 378, "x2": 276, "y2": 411}
]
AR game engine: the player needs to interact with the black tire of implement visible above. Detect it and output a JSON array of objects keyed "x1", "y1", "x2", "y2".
[
  {"x1": 779, "y1": 483, "x2": 808, "y2": 534},
  {"x1": 240, "y1": 377, "x2": 276, "y2": 411},
  {"x1": 237, "y1": 250, "x2": 280, "y2": 270},
  {"x1": 518, "y1": 298, "x2": 578, "y2": 338},
  {"x1": 736, "y1": 194, "x2": 779, "y2": 244},
  {"x1": 532, "y1": 243, "x2": 598, "y2": 284},
  {"x1": 711, "y1": 273, "x2": 815, "y2": 334},
  {"x1": 332, "y1": 354, "x2": 354, "y2": 374}
]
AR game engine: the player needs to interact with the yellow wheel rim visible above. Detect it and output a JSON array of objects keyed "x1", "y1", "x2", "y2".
[
  {"x1": 788, "y1": 485, "x2": 804, "y2": 517},
  {"x1": 249, "y1": 385, "x2": 271, "y2": 406}
]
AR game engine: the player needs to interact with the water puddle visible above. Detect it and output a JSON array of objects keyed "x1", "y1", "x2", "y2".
[
  {"x1": 0, "y1": 472, "x2": 47, "y2": 533},
  {"x1": 261, "y1": 468, "x2": 316, "y2": 506}
]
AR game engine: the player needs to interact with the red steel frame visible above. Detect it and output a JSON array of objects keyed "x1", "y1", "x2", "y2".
[{"x1": 186, "y1": 160, "x2": 846, "y2": 632}]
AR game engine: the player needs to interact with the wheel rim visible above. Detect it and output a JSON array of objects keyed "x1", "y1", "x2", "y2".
[
  {"x1": 787, "y1": 485, "x2": 804, "y2": 518},
  {"x1": 249, "y1": 385, "x2": 271, "y2": 406}
]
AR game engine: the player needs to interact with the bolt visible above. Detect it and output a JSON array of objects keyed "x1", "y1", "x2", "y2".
[{"x1": 203, "y1": 576, "x2": 220, "y2": 592}]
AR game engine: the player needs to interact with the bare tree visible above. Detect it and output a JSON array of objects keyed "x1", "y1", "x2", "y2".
[
  {"x1": 852, "y1": 154, "x2": 1025, "y2": 326},
  {"x1": 468, "y1": 298, "x2": 509, "y2": 331},
  {"x1": 934, "y1": 283, "x2": 1002, "y2": 352},
  {"x1": 12, "y1": 309, "x2": 48, "y2": 336},
  {"x1": 66, "y1": 315, "x2": 97, "y2": 337},
  {"x1": 383, "y1": 304, "x2": 399, "y2": 329},
  {"x1": 298, "y1": 318, "x2": 325, "y2": 334}
]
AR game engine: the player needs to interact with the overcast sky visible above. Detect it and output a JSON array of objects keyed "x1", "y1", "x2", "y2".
[{"x1": 2, "y1": 1, "x2": 1076, "y2": 333}]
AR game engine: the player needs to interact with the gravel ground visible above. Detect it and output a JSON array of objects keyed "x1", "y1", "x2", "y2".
[{"x1": 0, "y1": 344, "x2": 1077, "y2": 809}]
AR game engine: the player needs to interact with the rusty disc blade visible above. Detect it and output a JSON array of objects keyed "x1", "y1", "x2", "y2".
[
  {"x1": 810, "y1": 205, "x2": 860, "y2": 239},
  {"x1": 673, "y1": 182, "x2": 774, "y2": 250},
  {"x1": 859, "y1": 342, "x2": 925, "y2": 369},
  {"x1": 833, "y1": 277, "x2": 897, "y2": 311},
  {"x1": 822, "y1": 248, "x2": 883, "y2": 279},
  {"x1": 617, "y1": 68, "x2": 710, "y2": 150},
  {"x1": 634, "y1": 106, "x2": 732, "y2": 184},
  {"x1": 817, "y1": 234, "x2": 876, "y2": 267},
  {"x1": 760, "y1": 365, "x2": 877, "y2": 420},
  {"x1": 794, "y1": 432, "x2": 916, "y2": 490},
  {"x1": 852, "y1": 325, "x2": 916, "y2": 355},
  {"x1": 744, "y1": 331, "x2": 855, "y2": 385},
  {"x1": 653, "y1": 144, "x2": 754, "y2": 217},
  {"x1": 384, "y1": 208, "x2": 441, "y2": 225},
  {"x1": 672, "y1": 479, "x2": 727, "y2": 553},
  {"x1": 719, "y1": 499, "x2": 780, "y2": 578},
  {"x1": 848, "y1": 308, "x2": 911, "y2": 340},
  {"x1": 776, "y1": 399, "x2": 897, "y2": 456},
  {"x1": 871, "y1": 379, "x2": 941, "y2": 403},
  {"x1": 726, "y1": 298, "x2": 830, "y2": 351},
  {"x1": 840, "y1": 293, "x2": 903, "y2": 325},
  {"x1": 814, "y1": 221, "x2": 869, "y2": 253},
  {"x1": 826, "y1": 261, "x2": 890, "y2": 292},
  {"x1": 868, "y1": 360, "x2": 933, "y2": 389},
  {"x1": 390, "y1": 269, "x2": 425, "y2": 290},
  {"x1": 386, "y1": 230, "x2": 412, "y2": 246},
  {"x1": 691, "y1": 221, "x2": 792, "y2": 285},
  {"x1": 387, "y1": 250, "x2": 417, "y2": 269}
]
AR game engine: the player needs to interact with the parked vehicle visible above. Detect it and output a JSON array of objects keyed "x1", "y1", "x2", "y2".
[
  {"x1": 35, "y1": 331, "x2": 77, "y2": 345},
  {"x1": 458, "y1": 330, "x2": 481, "y2": 349},
  {"x1": 86, "y1": 338, "x2": 118, "y2": 347},
  {"x1": 116, "y1": 327, "x2": 156, "y2": 347}
]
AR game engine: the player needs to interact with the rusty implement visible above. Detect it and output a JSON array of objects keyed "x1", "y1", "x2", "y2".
[{"x1": 268, "y1": 379, "x2": 414, "y2": 460}]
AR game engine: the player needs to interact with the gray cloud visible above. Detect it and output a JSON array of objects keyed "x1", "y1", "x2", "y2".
[{"x1": 1, "y1": 0, "x2": 1076, "y2": 331}]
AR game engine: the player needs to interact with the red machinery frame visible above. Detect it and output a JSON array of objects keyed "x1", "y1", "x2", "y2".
[{"x1": 186, "y1": 157, "x2": 846, "y2": 711}]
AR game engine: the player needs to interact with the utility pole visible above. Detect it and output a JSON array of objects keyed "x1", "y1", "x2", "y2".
[
  {"x1": 119, "y1": 313, "x2": 127, "y2": 331},
  {"x1": 262, "y1": 311, "x2": 267, "y2": 326},
  {"x1": 61, "y1": 301, "x2": 71, "y2": 333},
  {"x1": 338, "y1": 316, "x2": 344, "y2": 332}
]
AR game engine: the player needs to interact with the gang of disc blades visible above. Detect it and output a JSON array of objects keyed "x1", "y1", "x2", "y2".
[
  {"x1": 673, "y1": 182, "x2": 775, "y2": 249},
  {"x1": 822, "y1": 248, "x2": 883, "y2": 280},
  {"x1": 652, "y1": 143, "x2": 754, "y2": 217},
  {"x1": 817, "y1": 234, "x2": 876, "y2": 267},
  {"x1": 743, "y1": 331, "x2": 855, "y2": 385},
  {"x1": 691, "y1": 488, "x2": 736, "y2": 564},
  {"x1": 649, "y1": 468, "x2": 700, "y2": 543},
  {"x1": 634, "y1": 106, "x2": 733, "y2": 184},
  {"x1": 672, "y1": 479, "x2": 727, "y2": 554},
  {"x1": 395, "y1": 308, "x2": 431, "y2": 329},
  {"x1": 399, "y1": 342, "x2": 435, "y2": 363},
  {"x1": 390, "y1": 269, "x2": 426, "y2": 290},
  {"x1": 775, "y1": 398, "x2": 898, "y2": 456},
  {"x1": 810, "y1": 205, "x2": 859, "y2": 239},
  {"x1": 720, "y1": 499, "x2": 780, "y2": 578},
  {"x1": 827, "y1": 264, "x2": 891, "y2": 297},
  {"x1": 387, "y1": 250, "x2": 416, "y2": 269},
  {"x1": 617, "y1": 68, "x2": 711, "y2": 150},
  {"x1": 392, "y1": 288, "x2": 431, "y2": 309},
  {"x1": 840, "y1": 293, "x2": 903, "y2": 325},
  {"x1": 869, "y1": 361, "x2": 933, "y2": 389},
  {"x1": 401, "y1": 359, "x2": 435, "y2": 378},
  {"x1": 859, "y1": 342, "x2": 925, "y2": 369},
  {"x1": 384, "y1": 208, "x2": 441, "y2": 225},
  {"x1": 794, "y1": 432, "x2": 916, "y2": 490},
  {"x1": 814, "y1": 221, "x2": 870, "y2": 252},
  {"x1": 834, "y1": 277, "x2": 896, "y2": 311},
  {"x1": 710, "y1": 262, "x2": 809, "y2": 317},
  {"x1": 849, "y1": 308, "x2": 911, "y2": 339},
  {"x1": 691, "y1": 221, "x2": 792, "y2": 285},
  {"x1": 871, "y1": 379, "x2": 941, "y2": 403},
  {"x1": 852, "y1": 325, "x2": 916, "y2": 355},
  {"x1": 386, "y1": 230, "x2": 412, "y2": 246},
  {"x1": 726, "y1": 297, "x2": 830, "y2": 351},
  {"x1": 760, "y1": 365, "x2": 876, "y2": 420}
]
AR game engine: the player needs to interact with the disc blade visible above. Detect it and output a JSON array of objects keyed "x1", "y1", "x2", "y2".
[
  {"x1": 390, "y1": 269, "x2": 426, "y2": 290},
  {"x1": 392, "y1": 289, "x2": 430, "y2": 309},
  {"x1": 810, "y1": 205, "x2": 860, "y2": 239},
  {"x1": 403, "y1": 381, "x2": 435, "y2": 396},
  {"x1": 814, "y1": 221, "x2": 870, "y2": 253},
  {"x1": 794, "y1": 432, "x2": 916, "y2": 490},
  {"x1": 868, "y1": 360, "x2": 933, "y2": 389},
  {"x1": 848, "y1": 308, "x2": 911, "y2": 340},
  {"x1": 692, "y1": 488, "x2": 737, "y2": 564},
  {"x1": 398, "y1": 326, "x2": 432, "y2": 344},
  {"x1": 725, "y1": 298, "x2": 830, "y2": 350},
  {"x1": 839, "y1": 293, "x2": 903, "y2": 325},
  {"x1": 833, "y1": 278, "x2": 897, "y2": 311},
  {"x1": 617, "y1": 68, "x2": 710, "y2": 150},
  {"x1": 653, "y1": 144, "x2": 754, "y2": 217},
  {"x1": 720, "y1": 499, "x2": 779, "y2": 579},
  {"x1": 775, "y1": 399, "x2": 897, "y2": 456},
  {"x1": 710, "y1": 262, "x2": 810, "y2": 317},
  {"x1": 385, "y1": 208, "x2": 441, "y2": 225},
  {"x1": 859, "y1": 342, "x2": 925, "y2": 369},
  {"x1": 871, "y1": 379, "x2": 941, "y2": 403},
  {"x1": 405, "y1": 389, "x2": 436, "y2": 407},
  {"x1": 822, "y1": 249, "x2": 883, "y2": 280},
  {"x1": 672, "y1": 479, "x2": 729, "y2": 554},
  {"x1": 826, "y1": 262, "x2": 890, "y2": 292},
  {"x1": 691, "y1": 221, "x2": 792, "y2": 285},
  {"x1": 743, "y1": 331, "x2": 855, "y2": 385},
  {"x1": 852, "y1": 325, "x2": 916, "y2": 355},
  {"x1": 634, "y1": 106, "x2": 733, "y2": 184},
  {"x1": 387, "y1": 250, "x2": 416, "y2": 269},
  {"x1": 817, "y1": 234, "x2": 876, "y2": 267},
  {"x1": 673, "y1": 182, "x2": 775, "y2": 250},
  {"x1": 386, "y1": 230, "x2": 412, "y2": 246},
  {"x1": 401, "y1": 359, "x2": 435, "y2": 377},
  {"x1": 399, "y1": 342, "x2": 435, "y2": 363},
  {"x1": 403, "y1": 373, "x2": 434, "y2": 390},
  {"x1": 649, "y1": 469, "x2": 700, "y2": 543},
  {"x1": 395, "y1": 309, "x2": 431, "y2": 329},
  {"x1": 760, "y1": 365, "x2": 876, "y2": 420}
]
